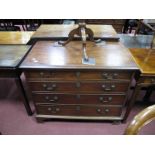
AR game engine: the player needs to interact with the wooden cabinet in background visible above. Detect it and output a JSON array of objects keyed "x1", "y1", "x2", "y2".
[{"x1": 85, "y1": 19, "x2": 125, "y2": 33}]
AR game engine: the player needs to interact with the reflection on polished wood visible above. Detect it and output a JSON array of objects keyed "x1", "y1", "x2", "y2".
[
  {"x1": 0, "y1": 45, "x2": 31, "y2": 67},
  {"x1": 130, "y1": 48, "x2": 155, "y2": 75},
  {"x1": 118, "y1": 34, "x2": 153, "y2": 48},
  {"x1": 31, "y1": 24, "x2": 118, "y2": 39},
  {"x1": 0, "y1": 32, "x2": 34, "y2": 44},
  {"x1": 20, "y1": 41, "x2": 137, "y2": 69},
  {"x1": 124, "y1": 104, "x2": 155, "y2": 135}
]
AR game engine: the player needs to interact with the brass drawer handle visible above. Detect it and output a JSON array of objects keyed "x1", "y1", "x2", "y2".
[
  {"x1": 151, "y1": 78, "x2": 155, "y2": 83},
  {"x1": 40, "y1": 72, "x2": 44, "y2": 76},
  {"x1": 96, "y1": 108, "x2": 110, "y2": 114},
  {"x1": 43, "y1": 84, "x2": 47, "y2": 88},
  {"x1": 53, "y1": 96, "x2": 58, "y2": 100},
  {"x1": 113, "y1": 73, "x2": 118, "y2": 77},
  {"x1": 55, "y1": 107, "x2": 60, "y2": 112},
  {"x1": 45, "y1": 96, "x2": 49, "y2": 100},
  {"x1": 105, "y1": 108, "x2": 110, "y2": 113},
  {"x1": 45, "y1": 96, "x2": 58, "y2": 102},
  {"x1": 107, "y1": 76, "x2": 113, "y2": 80},
  {"x1": 102, "y1": 73, "x2": 118, "y2": 80},
  {"x1": 102, "y1": 73, "x2": 111, "y2": 79},
  {"x1": 49, "y1": 96, "x2": 59, "y2": 102},
  {"x1": 47, "y1": 107, "x2": 60, "y2": 113},
  {"x1": 43, "y1": 83, "x2": 57, "y2": 91},
  {"x1": 99, "y1": 96, "x2": 112, "y2": 103},
  {"x1": 102, "y1": 73, "x2": 108, "y2": 76},
  {"x1": 102, "y1": 84, "x2": 115, "y2": 91},
  {"x1": 48, "y1": 107, "x2": 52, "y2": 111},
  {"x1": 96, "y1": 108, "x2": 101, "y2": 113}
]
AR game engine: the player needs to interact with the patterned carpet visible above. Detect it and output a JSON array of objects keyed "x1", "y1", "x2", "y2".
[{"x1": 0, "y1": 76, "x2": 155, "y2": 135}]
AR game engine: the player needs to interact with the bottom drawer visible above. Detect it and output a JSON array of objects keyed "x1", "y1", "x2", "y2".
[{"x1": 36, "y1": 104, "x2": 122, "y2": 117}]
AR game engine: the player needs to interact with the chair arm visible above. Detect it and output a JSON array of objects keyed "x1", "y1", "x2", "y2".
[{"x1": 124, "y1": 105, "x2": 155, "y2": 135}]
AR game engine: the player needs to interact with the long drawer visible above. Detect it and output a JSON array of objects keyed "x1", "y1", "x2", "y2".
[
  {"x1": 25, "y1": 70, "x2": 132, "y2": 81},
  {"x1": 32, "y1": 93, "x2": 126, "y2": 105},
  {"x1": 139, "y1": 76, "x2": 155, "y2": 85},
  {"x1": 29, "y1": 81, "x2": 130, "y2": 93},
  {"x1": 36, "y1": 104, "x2": 122, "y2": 117}
]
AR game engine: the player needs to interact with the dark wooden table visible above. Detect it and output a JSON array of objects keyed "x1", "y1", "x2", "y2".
[
  {"x1": 0, "y1": 45, "x2": 33, "y2": 115},
  {"x1": 28, "y1": 24, "x2": 120, "y2": 44}
]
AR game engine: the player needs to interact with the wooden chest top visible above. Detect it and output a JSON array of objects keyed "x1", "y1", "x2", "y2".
[
  {"x1": 129, "y1": 48, "x2": 155, "y2": 75},
  {"x1": 20, "y1": 41, "x2": 137, "y2": 70}
]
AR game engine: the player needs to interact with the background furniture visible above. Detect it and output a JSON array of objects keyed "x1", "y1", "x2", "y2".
[
  {"x1": 23, "y1": 19, "x2": 43, "y2": 31},
  {"x1": 124, "y1": 104, "x2": 155, "y2": 135},
  {"x1": 118, "y1": 34, "x2": 155, "y2": 105},
  {"x1": 20, "y1": 41, "x2": 137, "y2": 122},
  {"x1": 0, "y1": 19, "x2": 125, "y2": 32},
  {"x1": 134, "y1": 20, "x2": 155, "y2": 48},
  {"x1": 0, "y1": 32, "x2": 34, "y2": 44},
  {"x1": 123, "y1": 19, "x2": 138, "y2": 34},
  {"x1": 28, "y1": 24, "x2": 119, "y2": 44},
  {"x1": 135, "y1": 19, "x2": 155, "y2": 35},
  {"x1": 84, "y1": 19, "x2": 125, "y2": 33},
  {"x1": 0, "y1": 45, "x2": 32, "y2": 115},
  {"x1": 0, "y1": 19, "x2": 21, "y2": 31},
  {"x1": 0, "y1": 19, "x2": 63, "y2": 31},
  {"x1": 124, "y1": 48, "x2": 155, "y2": 120}
]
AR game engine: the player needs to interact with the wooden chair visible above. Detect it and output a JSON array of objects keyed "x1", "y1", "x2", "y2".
[
  {"x1": 122, "y1": 19, "x2": 138, "y2": 33},
  {"x1": 124, "y1": 104, "x2": 155, "y2": 135},
  {"x1": 0, "y1": 19, "x2": 21, "y2": 31},
  {"x1": 23, "y1": 19, "x2": 43, "y2": 31}
]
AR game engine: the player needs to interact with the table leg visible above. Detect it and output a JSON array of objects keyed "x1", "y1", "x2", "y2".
[
  {"x1": 143, "y1": 86, "x2": 154, "y2": 102},
  {"x1": 15, "y1": 75, "x2": 33, "y2": 116},
  {"x1": 123, "y1": 83, "x2": 141, "y2": 123}
]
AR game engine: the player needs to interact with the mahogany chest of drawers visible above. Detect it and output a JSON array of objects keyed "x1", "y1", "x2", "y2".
[{"x1": 20, "y1": 41, "x2": 138, "y2": 122}]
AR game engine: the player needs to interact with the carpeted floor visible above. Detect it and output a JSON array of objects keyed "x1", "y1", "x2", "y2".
[{"x1": 0, "y1": 77, "x2": 155, "y2": 135}]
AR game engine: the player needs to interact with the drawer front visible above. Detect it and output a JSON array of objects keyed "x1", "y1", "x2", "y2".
[
  {"x1": 32, "y1": 93, "x2": 126, "y2": 105},
  {"x1": 29, "y1": 81, "x2": 129, "y2": 93},
  {"x1": 36, "y1": 104, "x2": 122, "y2": 117},
  {"x1": 25, "y1": 70, "x2": 132, "y2": 81},
  {"x1": 25, "y1": 71, "x2": 76, "y2": 80},
  {"x1": 139, "y1": 77, "x2": 155, "y2": 85}
]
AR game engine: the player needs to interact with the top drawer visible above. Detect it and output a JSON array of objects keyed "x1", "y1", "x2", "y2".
[{"x1": 25, "y1": 70, "x2": 132, "y2": 81}]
